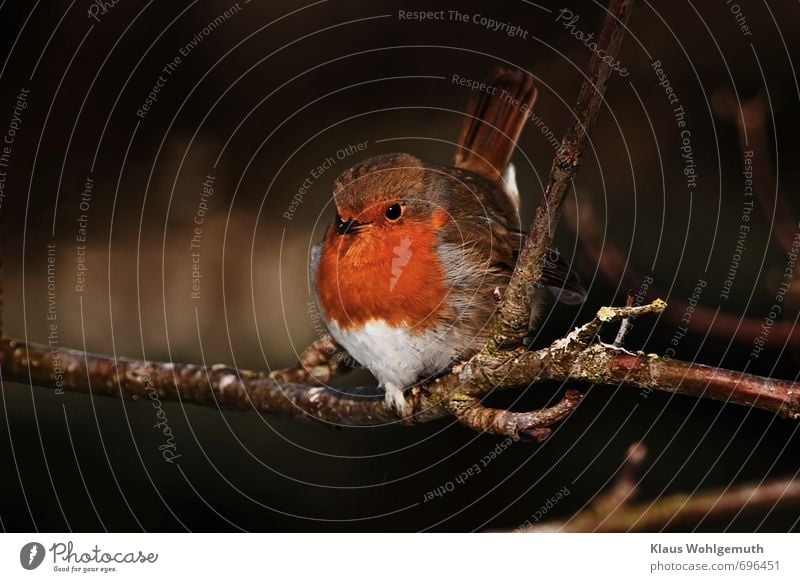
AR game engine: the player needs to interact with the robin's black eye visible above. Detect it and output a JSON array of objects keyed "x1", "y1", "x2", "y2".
[{"x1": 385, "y1": 203, "x2": 403, "y2": 221}]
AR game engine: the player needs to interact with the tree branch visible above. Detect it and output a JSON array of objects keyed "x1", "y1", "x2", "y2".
[
  {"x1": 0, "y1": 337, "x2": 402, "y2": 426},
  {"x1": 526, "y1": 444, "x2": 800, "y2": 532},
  {"x1": 4, "y1": 299, "x2": 797, "y2": 438},
  {"x1": 485, "y1": 0, "x2": 635, "y2": 352}
]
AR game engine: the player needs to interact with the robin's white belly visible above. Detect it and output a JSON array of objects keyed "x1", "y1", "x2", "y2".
[{"x1": 327, "y1": 319, "x2": 458, "y2": 411}]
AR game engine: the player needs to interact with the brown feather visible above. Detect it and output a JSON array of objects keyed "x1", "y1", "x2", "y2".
[{"x1": 453, "y1": 67, "x2": 538, "y2": 182}]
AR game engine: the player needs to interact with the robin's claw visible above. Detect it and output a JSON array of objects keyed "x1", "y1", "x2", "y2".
[{"x1": 384, "y1": 384, "x2": 411, "y2": 418}]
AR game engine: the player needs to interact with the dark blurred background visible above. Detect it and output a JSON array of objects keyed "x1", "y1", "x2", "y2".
[{"x1": 0, "y1": 0, "x2": 798, "y2": 532}]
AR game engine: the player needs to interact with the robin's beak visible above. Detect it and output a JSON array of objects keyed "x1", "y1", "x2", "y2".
[{"x1": 336, "y1": 215, "x2": 369, "y2": 235}]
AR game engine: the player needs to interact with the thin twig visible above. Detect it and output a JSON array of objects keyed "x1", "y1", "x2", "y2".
[
  {"x1": 523, "y1": 442, "x2": 647, "y2": 532},
  {"x1": 602, "y1": 442, "x2": 647, "y2": 507},
  {"x1": 613, "y1": 291, "x2": 635, "y2": 347},
  {"x1": 528, "y1": 476, "x2": 800, "y2": 532},
  {"x1": 570, "y1": 298, "x2": 667, "y2": 346}
]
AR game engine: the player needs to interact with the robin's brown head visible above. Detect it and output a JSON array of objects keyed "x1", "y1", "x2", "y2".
[{"x1": 331, "y1": 153, "x2": 449, "y2": 235}]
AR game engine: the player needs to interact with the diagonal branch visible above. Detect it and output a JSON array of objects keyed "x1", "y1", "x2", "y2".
[
  {"x1": 558, "y1": 477, "x2": 800, "y2": 532},
  {"x1": 485, "y1": 0, "x2": 635, "y2": 352},
  {"x1": 526, "y1": 444, "x2": 800, "y2": 532}
]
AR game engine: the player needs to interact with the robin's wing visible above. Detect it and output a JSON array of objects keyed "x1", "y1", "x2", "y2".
[
  {"x1": 541, "y1": 256, "x2": 586, "y2": 305},
  {"x1": 508, "y1": 230, "x2": 586, "y2": 305},
  {"x1": 453, "y1": 67, "x2": 537, "y2": 199}
]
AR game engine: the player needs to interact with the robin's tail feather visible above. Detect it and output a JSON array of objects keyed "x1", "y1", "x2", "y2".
[{"x1": 453, "y1": 67, "x2": 537, "y2": 184}]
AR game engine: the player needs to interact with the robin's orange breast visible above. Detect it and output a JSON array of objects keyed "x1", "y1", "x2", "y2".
[{"x1": 316, "y1": 213, "x2": 451, "y2": 332}]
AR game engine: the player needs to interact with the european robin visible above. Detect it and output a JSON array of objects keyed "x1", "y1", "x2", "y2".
[{"x1": 312, "y1": 68, "x2": 584, "y2": 415}]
